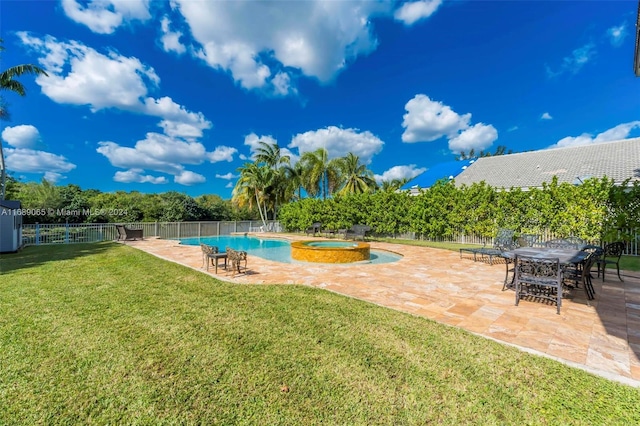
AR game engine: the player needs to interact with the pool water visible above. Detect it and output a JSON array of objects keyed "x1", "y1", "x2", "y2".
[{"x1": 179, "y1": 235, "x2": 402, "y2": 264}]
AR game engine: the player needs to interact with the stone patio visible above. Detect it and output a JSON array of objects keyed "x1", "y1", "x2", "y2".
[{"x1": 123, "y1": 233, "x2": 640, "y2": 387}]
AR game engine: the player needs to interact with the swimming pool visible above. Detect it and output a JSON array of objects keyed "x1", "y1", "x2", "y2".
[{"x1": 179, "y1": 235, "x2": 402, "y2": 264}]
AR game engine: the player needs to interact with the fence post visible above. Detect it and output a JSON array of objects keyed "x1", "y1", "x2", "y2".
[
  {"x1": 65, "y1": 221, "x2": 69, "y2": 244},
  {"x1": 35, "y1": 223, "x2": 40, "y2": 246},
  {"x1": 234, "y1": 221, "x2": 237, "y2": 233},
  {"x1": 217, "y1": 222, "x2": 220, "y2": 236},
  {"x1": 198, "y1": 222, "x2": 201, "y2": 238}
]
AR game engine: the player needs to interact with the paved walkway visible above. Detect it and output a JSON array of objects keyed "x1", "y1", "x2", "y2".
[{"x1": 124, "y1": 234, "x2": 640, "y2": 387}]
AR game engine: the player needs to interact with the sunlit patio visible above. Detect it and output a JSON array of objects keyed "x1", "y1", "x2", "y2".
[{"x1": 125, "y1": 234, "x2": 640, "y2": 386}]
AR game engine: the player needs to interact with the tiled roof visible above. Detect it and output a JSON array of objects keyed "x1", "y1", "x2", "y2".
[{"x1": 454, "y1": 137, "x2": 640, "y2": 189}]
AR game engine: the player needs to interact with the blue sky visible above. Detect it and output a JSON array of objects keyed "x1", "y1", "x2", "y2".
[{"x1": 2, "y1": 0, "x2": 638, "y2": 198}]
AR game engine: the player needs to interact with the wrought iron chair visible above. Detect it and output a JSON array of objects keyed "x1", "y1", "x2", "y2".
[
  {"x1": 514, "y1": 255, "x2": 564, "y2": 314},
  {"x1": 564, "y1": 251, "x2": 600, "y2": 302},
  {"x1": 226, "y1": 247, "x2": 248, "y2": 277},
  {"x1": 544, "y1": 237, "x2": 584, "y2": 249},
  {"x1": 516, "y1": 234, "x2": 540, "y2": 248},
  {"x1": 200, "y1": 243, "x2": 227, "y2": 273},
  {"x1": 345, "y1": 224, "x2": 371, "y2": 241},
  {"x1": 116, "y1": 224, "x2": 143, "y2": 241},
  {"x1": 305, "y1": 222, "x2": 322, "y2": 237},
  {"x1": 460, "y1": 228, "x2": 515, "y2": 265},
  {"x1": 597, "y1": 242, "x2": 625, "y2": 282}
]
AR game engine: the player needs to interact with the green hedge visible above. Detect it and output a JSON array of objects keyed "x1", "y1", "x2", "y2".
[{"x1": 278, "y1": 177, "x2": 640, "y2": 242}]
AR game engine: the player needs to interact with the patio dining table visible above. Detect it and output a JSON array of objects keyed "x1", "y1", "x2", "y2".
[{"x1": 500, "y1": 247, "x2": 590, "y2": 290}]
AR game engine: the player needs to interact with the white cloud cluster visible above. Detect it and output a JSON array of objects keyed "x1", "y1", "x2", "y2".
[
  {"x1": 540, "y1": 112, "x2": 553, "y2": 120},
  {"x1": 160, "y1": 16, "x2": 186, "y2": 55},
  {"x1": 550, "y1": 121, "x2": 640, "y2": 149},
  {"x1": 607, "y1": 23, "x2": 627, "y2": 47},
  {"x1": 2, "y1": 125, "x2": 76, "y2": 181},
  {"x1": 62, "y1": 0, "x2": 151, "y2": 34},
  {"x1": 374, "y1": 164, "x2": 426, "y2": 184},
  {"x1": 18, "y1": 33, "x2": 235, "y2": 186},
  {"x1": 394, "y1": 0, "x2": 443, "y2": 26},
  {"x1": 289, "y1": 126, "x2": 384, "y2": 164},
  {"x1": 171, "y1": 0, "x2": 392, "y2": 94},
  {"x1": 1, "y1": 125, "x2": 41, "y2": 148},
  {"x1": 215, "y1": 172, "x2": 238, "y2": 180},
  {"x1": 114, "y1": 169, "x2": 167, "y2": 184},
  {"x1": 546, "y1": 43, "x2": 596, "y2": 78},
  {"x1": 401, "y1": 94, "x2": 497, "y2": 153}
]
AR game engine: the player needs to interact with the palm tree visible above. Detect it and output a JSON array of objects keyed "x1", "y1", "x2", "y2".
[
  {"x1": 379, "y1": 178, "x2": 410, "y2": 192},
  {"x1": 232, "y1": 163, "x2": 274, "y2": 228},
  {"x1": 300, "y1": 148, "x2": 341, "y2": 200},
  {"x1": 253, "y1": 140, "x2": 290, "y2": 220},
  {"x1": 335, "y1": 152, "x2": 377, "y2": 196},
  {"x1": 283, "y1": 161, "x2": 305, "y2": 201},
  {"x1": 0, "y1": 38, "x2": 48, "y2": 200}
]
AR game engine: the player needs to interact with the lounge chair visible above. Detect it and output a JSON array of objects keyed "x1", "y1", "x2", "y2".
[
  {"x1": 305, "y1": 222, "x2": 322, "y2": 237},
  {"x1": 116, "y1": 224, "x2": 143, "y2": 241},
  {"x1": 345, "y1": 224, "x2": 371, "y2": 241},
  {"x1": 459, "y1": 228, "x2": 515, "y2": 265}
]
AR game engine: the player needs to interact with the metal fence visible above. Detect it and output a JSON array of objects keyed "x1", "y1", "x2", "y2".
[
  {"x1": 21, "y1": 221, "x2": 638, "y2": 256},
  {"x1": 21, "y1": 221, "x2": 282, "y2": 246}
]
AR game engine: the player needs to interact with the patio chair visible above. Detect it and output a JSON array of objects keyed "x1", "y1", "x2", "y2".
[
  {"x1": 226, "y1": 247, "x2": 248, "y2": 277},
  {"x1": 516, "y1": 234, "x2": 540, "y2": 248},
  {"x1": 345, "y1": 224, "x2": 371, "y2": 241},
  {"x1": 116, "y1": 224, "x2": 143, "y2": 241},
  {"x1": 200, "y1": 243, "x2": 227, "y2": 273},
  {"x1": 544, "y1": 236, "x2": 585, "y2": 250},
  {"x1": 564, "y1": 250, "x2": 599, "y2": 302},
  {"x1": 597, "y1": 241, "x2": 625, "y2": 282},
  {"x1": 459, "y1": 228, "x2": 515, "y2": 265},
  {"x1": 305, "y1": 222, "x2": 322, "y2": 237},
  {"x1": 514, "y1": 255, "x2": 564, "y2": 314}
]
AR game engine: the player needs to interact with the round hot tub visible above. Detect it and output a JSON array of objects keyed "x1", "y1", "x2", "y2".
[{"x1": 291, "y1": 240, "x2": 370, "y2": 263}]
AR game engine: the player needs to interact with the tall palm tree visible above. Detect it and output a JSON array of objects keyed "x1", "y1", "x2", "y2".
[
  {"x1": 335, "y1": 152, "x2": 377, "y2": 196},
  {"x1": 283, "y1": 161, "x2": 305, "y2": 201},
  {"x1": 232, "y1": 163, "x2": 274, "y2": 228},
  {"x1": 300, "y1": 148, "x2": 341, "y2": 200},
  {"x1": 0, "y1": 38, "x2": 48, "y2": 200},
  {"x1": 379, "y1": 178, "x2": 410, "y2": 192},
  {"x1": 253, "y1": 140, "x2": 290, "y2": 219}
]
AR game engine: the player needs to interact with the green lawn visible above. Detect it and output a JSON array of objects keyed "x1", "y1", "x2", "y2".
[
  {"x1": 375, "y1": 237, "x2": 640, "y2": 272},
  {"x1": 1, "y1": 243, "x2": 639, "y2": 424}
]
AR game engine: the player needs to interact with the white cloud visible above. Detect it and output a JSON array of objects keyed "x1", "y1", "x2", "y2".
[
  {"x1": 61, "y1": 0, "x2": 151, "y2": 34},
  {"x1": 394, "y1": 0, "x2": 443, "y2": 26},
  {"x1": 114, "y1": 169, "x2": 168, "y2": 184},
  {"x1": 4, "y1": 147, "x2": 76, "y2": 175},
  {"x1": 97, "y1": 140, "x2": 184, "y2": 175},
  {"x1": 173, "y1": 0, "x2": 390, "y2": 92},
  {"x1": 215, "y1": 172, "x2": 237, "y2": 180},
  {"x1": 1, "y1": 125, "x2": 41, "y2": 148},
  {"x1": 550, "y1": 121, "x2": 640, "y2": 148},
  {"x1": 174, "y1": 170, "x2": 206, "y2": 185},
  {"x1": 541, "y1": 112, "x2": 553, "y2": 120},
  {"x1": 546, "y1": 43, "x2": 596, "y2": 77},
  {"x1": 44, "y1": 172, "x2": 64, "y2": 183},
  {"x1": 160, "y1": 16, "x2": 186, "y2": 54},
  {"x1": 374, "y1": 164, "x2": 427, "y2": 183},
  {"x1": 607, "y1": 23, "x2": 627, "y2": 47},
  {"x1": 18, "y1": 33, "x2": 211, "y2": 139},
  {"x1": 401, "y1": 94, "x2": 471, "y2": 143},
  {"x1": 507, "y1": 126, "x2": 519, "y2": 132},
  {"x1": 207, "y1": 146, "x2": 237, "y2": 163},
  {"x1": 448, "y1": 123, "x2": 498, "y2": 153},
  {"x1": 289, "y1": 126, "x2": 384, "y2": 164},
  {"x1": 225, "y1": 182, "x2": 233, "y2": 188}
]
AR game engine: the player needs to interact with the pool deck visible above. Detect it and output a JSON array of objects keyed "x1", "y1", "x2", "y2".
[{"x1": 124, "y1": 233, "x2": 640, "y2": 387}]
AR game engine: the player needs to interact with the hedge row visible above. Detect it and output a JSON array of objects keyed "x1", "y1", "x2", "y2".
[{"x1": 278, "y1": 177, "x2": 640, "y2": 242}]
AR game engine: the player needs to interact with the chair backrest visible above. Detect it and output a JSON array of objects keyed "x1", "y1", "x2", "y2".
[
  {"x1": 604, "y1": 242, "x2": 625, "y2": 259},
  {"x1": 116, "y1": 225, "x2": 126, "y2": 237},
  {"x1": 200, "y1": 243, "x2": 219, "y2": 255},
  {"x1": 493, "y1": 228, "x2": 515, "y2": 250},
  {"x1": 545, "y1": 238, "x2": 579, "y2": 249},
  {"x1": 351, "y1": 224, "x2": 371, "y2": 236},
  {"x1": 517, "y1": 234, "x2": 539, "y2": 248},
  {"x1": 515, "y1": 255, "x2": 561, "y2": 282}
]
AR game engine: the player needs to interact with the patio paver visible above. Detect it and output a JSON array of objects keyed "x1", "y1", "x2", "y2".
[{"x1": 124, "y1": 234, "x2": 640, "y2": 387}]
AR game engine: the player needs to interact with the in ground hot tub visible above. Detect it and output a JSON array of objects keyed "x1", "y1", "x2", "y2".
[{"x1": 291, "y1": 240, "x2": 370, "y2": 263}]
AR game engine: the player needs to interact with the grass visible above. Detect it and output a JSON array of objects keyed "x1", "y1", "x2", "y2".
[
  {"x1": 375, "y1": 237, "x2": 640, "y2": 272},
  {"x1": 1, "y1": 243, "x2": 639, "y2": 424}
]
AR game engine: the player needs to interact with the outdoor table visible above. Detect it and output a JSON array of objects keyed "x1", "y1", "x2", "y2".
[{"x1": 500, "y1": 247, "x2": 590, "y2": 290}]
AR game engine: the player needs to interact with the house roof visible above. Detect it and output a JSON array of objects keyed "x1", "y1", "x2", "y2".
[
  {"x1": 454, "y1": 137, "x2": 640, "y2": 189},
  {"x1": 401, "y1": 159, "x2": 474, "y2": 193},
  {"x1": 0, "y1": 200, "x2": 21, "y2": 209}
]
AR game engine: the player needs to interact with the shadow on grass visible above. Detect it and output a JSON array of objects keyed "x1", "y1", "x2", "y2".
[{"x1": 0, "y1": 242, "x2": 116, "y2": 274}]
